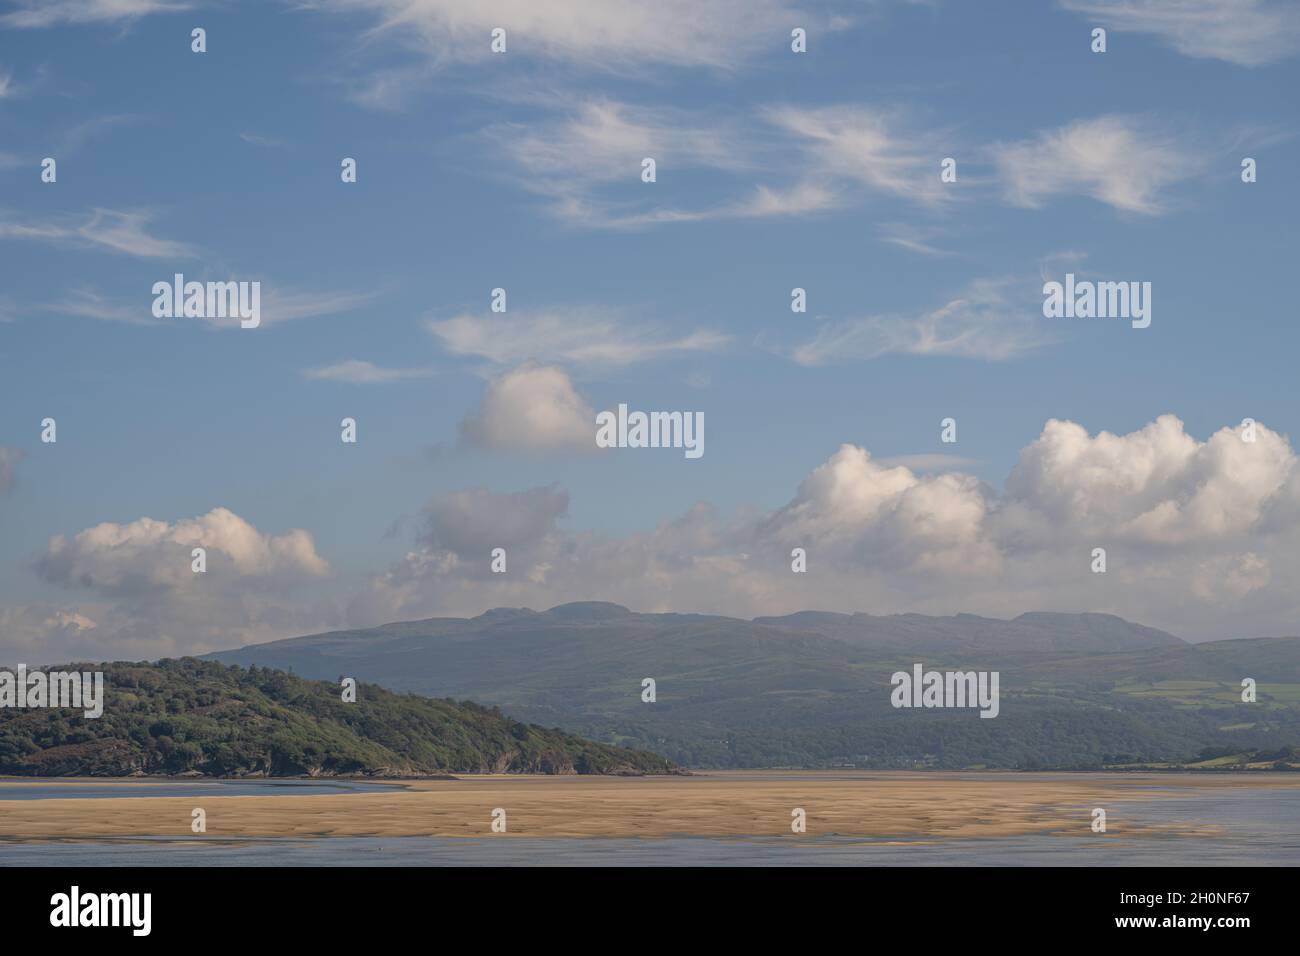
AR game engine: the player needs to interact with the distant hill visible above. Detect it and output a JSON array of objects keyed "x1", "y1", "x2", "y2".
[
  {"x1": 753, "y1": 610, "x2": 1183, "y2": 654},
  {"x1": 205, "y1": 604, "x2": 1300, "y2": 771},
  {"x1": 0, "y1": 658, "x2": 677, "y2": 777}
]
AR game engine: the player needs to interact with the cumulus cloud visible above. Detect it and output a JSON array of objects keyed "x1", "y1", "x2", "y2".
[
  {"x1": 759, "y1": 444, "x2": 1002, "y2": 575},
  {"x1": 994, "y1": 115, "x2": 1198, "y2": 214},
  {"x1": 418, "y1": 485, "x2": 569, "y2": 557},
  {"x1": 1001, "y1": 415, "x2": 1296, "y2": 545},
  {"x1": 459, "y1": 363, "x2": 597, "y2": 454},
  {"x1": 0, "y1": 447, "x2": 22, "y2": 495},
  {"x1": 1059, "y1": 0, "x2": 1300, "y2": 67},
  {"x1": 37, "y1": 507, "x2": 329, "y2": 593},
  {"x1": 12, "y1": 508, "x2": 337, "y2": 662},
  {"x1": 359, "y1": 415, "x2": 1300, "y2": 641},
  {"x1": 12, "y1": 416, "x2": 1300, "y2": 660}
]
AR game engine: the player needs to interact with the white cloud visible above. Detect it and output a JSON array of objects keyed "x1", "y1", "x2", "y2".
[
  {"x1": 994, "y1": 115, "x2": 1197, "y2": 214},
  {"x1": 0, "y1": 0, "x2": 190, "y2": 29},
  {"x1": 729, "y1": 182, "x2": 841, "y2": 218},
  {"x1": 487, "y1": 99, "x2": 764, "y2": 227},
  {"x1": 490, "y1": 99, "x2": 948, "y2": 227},
  {"x1": 37, "y1": 284, "x2": 374, "y2": 329},
  {"x1": 12, "y1": 508, "x2": 336, "y2": 662},
  {"x1": 1060, "y1": 0, "x2": 1300, "y2": 66},
  {"x1": 13, "y1": 417, "x2": 1300, "y2": 659},
  {"x1": 1001, "y1": 414, "x2": 1296, "y2": 545},
  {"x1": 78, "y1": 209, "x2": 198, "y2": 258},
  {"x1": 787, "y1": 276, "x2": 1059, "y2": 364},
  {"x1": 428, "y1": 308, "x2": 728, "y2": 368},
  {"x1": 766, "y1": 104, "x2": 950, "y2": 205},
  {"x1": 500, "y1": 100, "x2": 753, "y2": 184},
  {"x1": 358, "y1": 414, "x2": 1300, "y2": 641},
  {"x1": 877, "y1": 223, "x2": 951, "y2": 257},
  {"x1": 760, "y1": 443, "x2": 1002, "y2": 575},
  {"x1": 314, "y1": 0, "x2": 813, "y2": 72},
  {"x1": 37, "y1": 508, "x2": 329, "y2": 593},
  {"x1": 303, "y1": 360, "x2": 433, "y2": 384},
  {"x1": 0, "y1": 208, "x2": 196, "y2": 258},
  {"x1": 252, "y1": 288, "x2": 378, "y2": 327},
  {"x1": 877, "y1": 453, "x2": 982, "y2": 471},
  {"x1": 459, "y1": 363, "x2": 598, "y2": 454}
]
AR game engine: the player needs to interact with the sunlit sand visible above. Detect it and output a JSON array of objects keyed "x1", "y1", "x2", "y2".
[{"x1": 3, "y1": 772, "x2": 1298, "y2": 842}]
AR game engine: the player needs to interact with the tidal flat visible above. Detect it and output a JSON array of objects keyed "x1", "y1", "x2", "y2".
[{"x1": 2, "y1": 771, "x2": 1297, "y2": 846}]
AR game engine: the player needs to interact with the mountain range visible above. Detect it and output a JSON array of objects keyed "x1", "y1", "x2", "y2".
[{"x1": 207, "y1": 603, "x2": 1300, "y2": 770}]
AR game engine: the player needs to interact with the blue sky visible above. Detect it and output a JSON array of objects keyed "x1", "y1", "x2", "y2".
[{"x1": 2, "y1": 0, "x2": 1299, "y2": 662}]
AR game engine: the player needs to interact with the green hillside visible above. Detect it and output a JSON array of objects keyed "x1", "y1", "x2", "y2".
[
  {"x1": 0, "y1": 658, "x2": 677, "y2": 777},
  {"x1": 206, "y1": 603, "x2": 1300, "y2": 770}
]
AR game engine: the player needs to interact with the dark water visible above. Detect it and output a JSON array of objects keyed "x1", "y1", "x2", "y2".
[
  {"x1": 0, "y1": 778, "x2": 399, "y2": 800},
  {"x1": 1, "y1": 782, "x2": 1297, "y2": 865}
]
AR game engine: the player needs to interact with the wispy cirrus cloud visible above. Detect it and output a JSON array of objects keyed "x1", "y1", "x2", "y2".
[
  {"x1": 312, "y1": 0, "x2": 820, "y2": 73},
  {"x1": 765, "y1": 104, "x2": 952, "y2": 206},
  {"x1": 0, "y1": 208, "x2": 197, "y2": 258},
  {"x1": 0, "y1": 0, "x2": 192, "y2": 29},
  {"x1": 240, "y1": 131, "x2": 286, "y2": 148},
  {"x1": 43, "y1": 288, "x2": 155, "y2": 325},
  {"x1": 486, "y1": 98, "x2": 763, "y2": 227},
  {"x1": 428, "y1": 308, "x2": 729, "y2": 369},
  {"x1": 993, "y1": 115, "x2": 1198, "y2": 214},
  {"x1": 256, "y1": 288, "x2": 377, "y2": 327},
  {"x1": 43, "y1": 284, "x2": 376, "y2": 329},
  {"x1": 877, "y1": 222, "x2": 952, "y2": 257},
  {"x1": 785, "y1": 275, "x2": 1059, "y2": 365},
  {"x1": 79, "y1": 208, "x2": 198, "y2": 257},
  {"x1": 488, "y1": 98, "x2": 947, "y2": 228},
  {"x1": 1059, "y1": 0, "x2": 1300, "y2": 67},
  {"x1": 302, "y1": 360, "x2": 433, "y2": 384}
]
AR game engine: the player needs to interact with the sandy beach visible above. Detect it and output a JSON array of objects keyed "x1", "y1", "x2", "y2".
[{"x1": 3, "y1": 771, "x2": 1298, "y2": 842}]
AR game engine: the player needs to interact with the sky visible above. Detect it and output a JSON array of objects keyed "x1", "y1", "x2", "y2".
[{"x1": 1, "y1": 0, "x2": 1299, "y2": 663}]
